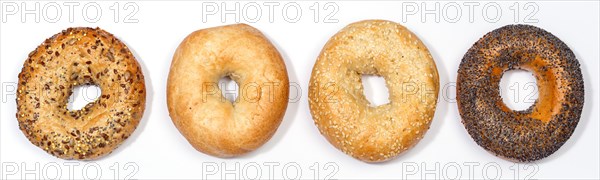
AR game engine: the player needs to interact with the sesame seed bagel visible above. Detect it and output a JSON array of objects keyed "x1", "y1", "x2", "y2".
[
  {"x1": 309, "y1": 20, "x2": 440, "y2": 162},
  {"x1": 16, "y1": 27, "x2": 146, "y2": 160},
  {"x1": 457, "y1": 24, "x2": 584, "y2": 162},
  {"x1": 167, "y1": 24, "x2": 289, "y2": 157}
]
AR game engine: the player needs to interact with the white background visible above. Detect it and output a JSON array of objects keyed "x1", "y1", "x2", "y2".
[{"x1": 1, "y1": 1, "x2": 599, "y2": 179}]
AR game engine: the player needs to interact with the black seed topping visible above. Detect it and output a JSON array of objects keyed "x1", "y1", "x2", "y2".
[{"x1": 457, "y1": 24, "x2": 584, "y2": 162}]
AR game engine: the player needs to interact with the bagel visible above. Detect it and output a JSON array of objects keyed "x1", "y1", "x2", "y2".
[
  {"x1": 457, "y1": 24, "x2": 584, "y2": 162},
  {"x1": 308, "y1": 20, "x2": 440, "y2": 162},
  {"x1": 167, "y1": 24, "x2": 289, "y2": 157},
  {"x1": 16, "y1": 27, "x2": 146, "y2": 160}
]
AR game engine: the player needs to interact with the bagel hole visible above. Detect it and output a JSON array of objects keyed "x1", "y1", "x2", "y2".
[
  {"x1": 361, "y1": 75, "x2": 390, "y2": 106},
  {"x1": 67, "y1": 84, "x2": 102, "y2": 111},
  {"x1": 219, "y1": 76, "x2": 239, "y2": 104},
  {"x1": 499, "y1": 69, "x2": 539, "y2": 111}
]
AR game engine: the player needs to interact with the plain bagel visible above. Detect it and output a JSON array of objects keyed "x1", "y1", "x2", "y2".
[{"x1": 167, "y1": 24, "x2": 289, "y2": 157}]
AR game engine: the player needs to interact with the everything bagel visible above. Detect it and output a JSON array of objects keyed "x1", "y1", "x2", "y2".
[{"x1": 16, "y1": 27, "x2": 146, "y2": 160}]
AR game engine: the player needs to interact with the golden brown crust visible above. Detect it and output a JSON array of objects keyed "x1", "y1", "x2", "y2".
[
  {"x1": 308, "y1": 20, "x2": 439, "y2": 162},
  {"x1": 457, "y1": 24, "x2": 584, "y2": 162},
  {"x1": 16, "y1": 27, "x2": 146, "y2": 160},
  {"x1": 167, "y1": 24, "x2": 289, "y2": 157}
]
